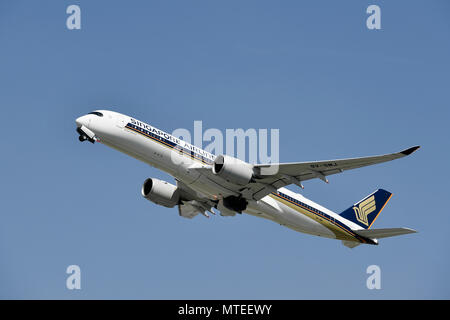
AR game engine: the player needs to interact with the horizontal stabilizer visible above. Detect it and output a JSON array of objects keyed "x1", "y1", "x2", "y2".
[
  {"x1": 353, "y1": 227, "x2": 417, "y2": 239},
  {"x1": 342, "y1": 240, "x2": 361, "y2": 248}
]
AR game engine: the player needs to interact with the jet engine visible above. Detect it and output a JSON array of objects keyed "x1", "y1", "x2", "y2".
[
  {"x1": 212, "y1": 155, "x2": 254, "y2": 185},
  {"x1": 141, "y1": 178, "x2": 181, "y2": 208}
]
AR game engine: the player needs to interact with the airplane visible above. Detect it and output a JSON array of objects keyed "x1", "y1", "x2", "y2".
[{"x1": 75, "y1": 110, "x2": 420, "y2": 248}]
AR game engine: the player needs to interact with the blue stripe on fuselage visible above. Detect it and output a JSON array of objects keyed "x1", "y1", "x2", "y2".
[
  {"x1": 271, "y1": 192, "x2": 368, "y2": 243},
  {"x1": 125, "y1": 123, "x2": 214, "y2": 165}
]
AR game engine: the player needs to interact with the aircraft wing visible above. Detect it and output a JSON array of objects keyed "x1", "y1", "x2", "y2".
[
  {"x1": 175, "y1": 179, "x2": 216, "y2": 219},
  {"x1": 178, "y1": 200, "x2": 216, "y2": 219},
  {"x1": 243, "y1": 146, "x2": 420, "y2": 200}
]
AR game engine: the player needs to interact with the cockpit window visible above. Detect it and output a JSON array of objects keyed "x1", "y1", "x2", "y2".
[{"x1": 88, "y1": 111, "x2": 103, "y2": 117}]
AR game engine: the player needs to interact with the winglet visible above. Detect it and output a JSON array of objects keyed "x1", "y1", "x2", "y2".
[{"x1": 401, "y1": 145, "x2": 420, "y2": 156}]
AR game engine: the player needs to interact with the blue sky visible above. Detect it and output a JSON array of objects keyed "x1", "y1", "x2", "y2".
[{"x1": 0, "y1": 0, "x2": 449, "y2": 299}]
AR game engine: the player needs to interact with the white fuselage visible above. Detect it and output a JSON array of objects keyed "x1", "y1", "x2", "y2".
[{"x1": 76, "y1": 110, "x2": 364, "y2": 243}]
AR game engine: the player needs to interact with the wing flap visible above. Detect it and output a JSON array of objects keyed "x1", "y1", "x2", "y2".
[
  {"x1": 178, "y1": 201, "x2": 201, "y2": 219},
  {"x1": 178, "y1": 200, "x2": 215, "y2": 219}
]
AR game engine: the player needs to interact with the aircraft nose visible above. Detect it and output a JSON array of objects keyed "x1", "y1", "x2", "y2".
[{"x1": 75, "y1": 115, "x2": 90, "y2": 128}]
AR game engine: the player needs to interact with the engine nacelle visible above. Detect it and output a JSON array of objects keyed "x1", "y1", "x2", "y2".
[
  {"x1": 141, "y1": 178, "x2": 181, "y2": 208},
  {"x1": 212, "y1": 155, "x2": 254, "y2": 185}
]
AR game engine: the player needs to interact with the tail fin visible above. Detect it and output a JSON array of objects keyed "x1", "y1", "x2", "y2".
[{"x1": 340, "y1": 189, "x2": 392, "y2": 229}]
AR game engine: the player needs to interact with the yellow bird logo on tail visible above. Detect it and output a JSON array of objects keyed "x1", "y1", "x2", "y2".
[{"x1": 353, "y1": 195, "x2": 376, "y2": 226}]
